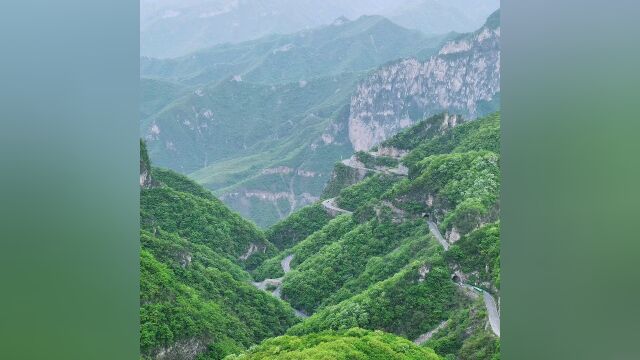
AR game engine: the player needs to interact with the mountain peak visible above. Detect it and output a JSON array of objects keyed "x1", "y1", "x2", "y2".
[
  {"x1": 484, "y1": 9, "x2": 500, "y2": 29},
  {"x1": 331, "y1": 16, "x2": 350, "y2": 26}
]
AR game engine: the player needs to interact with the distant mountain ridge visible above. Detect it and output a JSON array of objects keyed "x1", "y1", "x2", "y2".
[
  {"x1": 141, "y1": 11, "x2": 500, "y2": 228},
  {"x1": 141, "y1": 15, "x2": 443, "y2": 85},
  {"x1": 141, "y1": 15, "x2": 449, "y2": 227},
  {"x1": 140, "y1": 0, "x2": 499, "y2": 58}
]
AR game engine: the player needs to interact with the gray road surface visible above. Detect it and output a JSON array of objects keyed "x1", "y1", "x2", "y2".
[{"x1": 427, "y1": 219, "x2": 500, "y2": 337}]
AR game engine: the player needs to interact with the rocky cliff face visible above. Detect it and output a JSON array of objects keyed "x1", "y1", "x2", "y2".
[
  {"x1": 140, "y1": 140, "x2": 158, "y2": 189},
  {"x1": 348, "y1": 12, "x2": 500, "y2": 152}
]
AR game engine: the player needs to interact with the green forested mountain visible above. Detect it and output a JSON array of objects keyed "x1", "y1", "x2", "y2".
[
  {"x1": 138, "y1": 111, "x2": 500, "y2": 359},
  {"x1": 139, "y1": 78, "x2": 187, "y2": 120},
  {"x1": 247, "y1": 112, "x2": 500, "y2": 360},
  {"x1": 141, "y1": 12, "x2": 499, "y2": 228},
  {"x1": 139, "y1": 4, "x2": 502, "y2": 358},
  {"x1": 141, "y1": 15, "x2": 445, "y2": 86},
  {"x1": 223, "y1": 328, "x2": 442, "y2": 360},
  {"x1": 139, "y1": 15, "x2": 454, "y2": 228},
  {"x1": 139, "y1": 145, "x2": 300, "y2": 359}
]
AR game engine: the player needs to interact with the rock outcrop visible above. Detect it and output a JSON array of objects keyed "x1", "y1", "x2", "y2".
[
  {"x1": 140, "y1": 139, "x2": 158, "y2": 189},
  {"x1": 348, "y1": 11, "x2": 500, "y2": 152}
]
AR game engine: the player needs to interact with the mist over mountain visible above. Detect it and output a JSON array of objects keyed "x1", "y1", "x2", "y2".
[
  {"x1": 140, "y1": 15, "x2": 458, "y2": 227},
  {"x1": 140, "y1": 0, "x2": 499, "y2": 58},
  {"x1": 390, "y1": 0, "x2": 500, "y2": 36},
  {"x1": 141, "y1": 11, "x2": 499, "y2": 228}
]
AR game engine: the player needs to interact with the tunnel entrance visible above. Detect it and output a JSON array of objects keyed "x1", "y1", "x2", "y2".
[{"x1": 452, "y1": 275, "x2": 461, "y2": 283}]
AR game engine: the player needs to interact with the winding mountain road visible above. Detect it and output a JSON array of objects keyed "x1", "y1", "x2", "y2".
[
  {"x1": 483, "y1": 290, "x2": 500, "y2": 336},
  {"x1": 322, "y1": 198, "x2": 353, "y2": 215},
  {"x1": 262, "y1": 151, "x2": 498, "y2": 334},
  {"x1": 341, "y1": 157, "x2": 409, "y2": 177},
  {"x1": 343, "y1": 150, "x2": 499, "y2": 338},
  {"x1": 322, "y1": 156, "x2": 410, "y2": 217},
  {"x1": 281, "y1": 254, "x2": 294, "y2": 273},
  {"x1": 251, "y1": 254, "x2": 309, "y2": 318},
  {"x1": 427, "y1": 220, "x2": 450, "y2": 251},
  {"x1": 414, "y1": 320, "x2": 449, "y2": 345},
  {"x1": 426, "y1": 221, "x2": 500, "y2": 337},
  {"x1": 340, "y1": 157, "x2": 386, "y2": 175}
]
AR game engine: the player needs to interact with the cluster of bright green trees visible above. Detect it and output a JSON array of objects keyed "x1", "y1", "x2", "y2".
[
  {"x1": 140, "y1": 112, "x2": 501, "y2": 359},
  {"x1": 252, "y1": 113, "x2": 501, "y2": 359}
]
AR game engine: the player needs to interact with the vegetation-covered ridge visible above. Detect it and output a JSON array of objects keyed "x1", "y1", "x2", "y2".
[
  {"x1": 140, "y1": 11, "x2": 500, "y2": 228},
  {"x1": 246, "y1": 112, "x2": 500, "y2": 360},
  {"x1": 137, "y1": 111, "x2": 500, "y2": 360},
  {"x1": 139, "y1": 142, "x2": 299, "y2": 360},
  {"x1": 223, "y1": 328, "x2": 442, "y2": 360}
]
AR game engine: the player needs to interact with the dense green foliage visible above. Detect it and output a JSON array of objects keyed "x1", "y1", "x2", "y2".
[
  {"x1": 152, "y1": 167, "x2": 215, "y2": 200},
  {"x1": 140, "y1": 231, "x2": 299, "y2": 359},
  {"x1": 380, "y1": 113, "x2": 461, "y2": 151},
  {"x1": 355, "y1": 151, "x2": 399, "y2": 168},
  {"x1": 140, "y1": 249, "x2": 246, "y2": 356},
  {"x1": 224, "y1": 328, "x2": 442, "y2": 360},
  {"x1": 386, "y1": 113, "x2": 501, "y2": 237},
  {"x1": 286, "y1": 216, "x2": 356, "y2": 267},
  {"x1": 265, "y1": 203, "x2": 332, "y2": 250},
  {"x1": 424, "y1": 301, "x2": 500, "y2": 360},
  {"x1": 288, "y1": 258, "x2": 458, "y2": 340},
  {"x1": 445, "y1": 223, "x2": 501, "y2": 289},
  {"x1": 403, "y1": 113, "x2": 500, "y2": 172},
  {"x1": 281, "y1": 219, "x2": 427, "y2": 313},
  {"x1": 140, "y1": 148, "x2": 300, "y2": 359},
  {"x1": 322, "y1": 234, "x2": 439, "y2": 307},
  {"x1": 246, "y1": 112, "x2": 501, "y2": 359},
  {"x1": 321, "y1": 162, "x2": 371, "y2": 199},
  {"x1": 139, "y1": 111, "x2": 501, "y2": 359},
  {"x1": 253, "y1": 215, "x2": 356, "y2": 282},
  {"x1": 413, "y1": 151, "x2": 499, "y2": 233},
  {"x1": 336, "y1": 174, "x2": 398, "y2": 211},
  {"x1": 141, "y1": 185, "x2": 273, "y2": 265}
]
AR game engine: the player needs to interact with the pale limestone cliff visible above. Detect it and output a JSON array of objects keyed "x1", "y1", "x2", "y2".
[{"x1": 348, "y1": 19, "x2": 500, "y2": 151}]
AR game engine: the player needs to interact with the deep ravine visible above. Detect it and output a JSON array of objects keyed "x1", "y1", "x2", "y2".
[{"x1": 251, "y1": 254, "x2": 309, "y2": 318}]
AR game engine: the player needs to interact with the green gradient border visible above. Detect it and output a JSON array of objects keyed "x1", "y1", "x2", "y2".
[
  {"x1": 0, "y1": 1, "x2": 139, "y2": 359},
  {"x1": 503, "y1": 1, "x2": 640, "y2": 359}
]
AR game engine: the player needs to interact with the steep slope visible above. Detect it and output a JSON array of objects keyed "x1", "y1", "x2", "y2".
[
  {"x1": 141, "y1": 16, "x2": 452, "y2": 228},
  {"x1": 265, "y1": 203, "x2": 333, "y2": 250},
  {"x1": 143, "y1": 72, "x2": 360, "y2": 175},
  {"x1": 422, "y1": 300, "x2": 499, "y2": 359},
  {"x1": 142, "y1": 12, "x2": 499, "y2": 229},
  {"x1": 251, "y1": 112, "x2": 501, "y2": 359},
  {"x1": 140, "y1": 78, "x2": 187, "y2": 120},
  {"x1": 348, "y1": 10, "x2": 500, "y2": 151},
  {"x1": 145, "y1": 73, "x2": 357, "y2": 228},
  {"x1": 139, "y1": 143, "x2": 299, "y2": 360},
  {"x1": 224, "y1": 328, "x2": 442, "y2": 360},
  {"x1": 322, "y1": 113, "x2": 464, "y2": 198}
]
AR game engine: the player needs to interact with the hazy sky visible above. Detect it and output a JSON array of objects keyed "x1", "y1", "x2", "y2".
[{"x1": 140, "y1": 0, "x2": 500, "y2": 58}]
